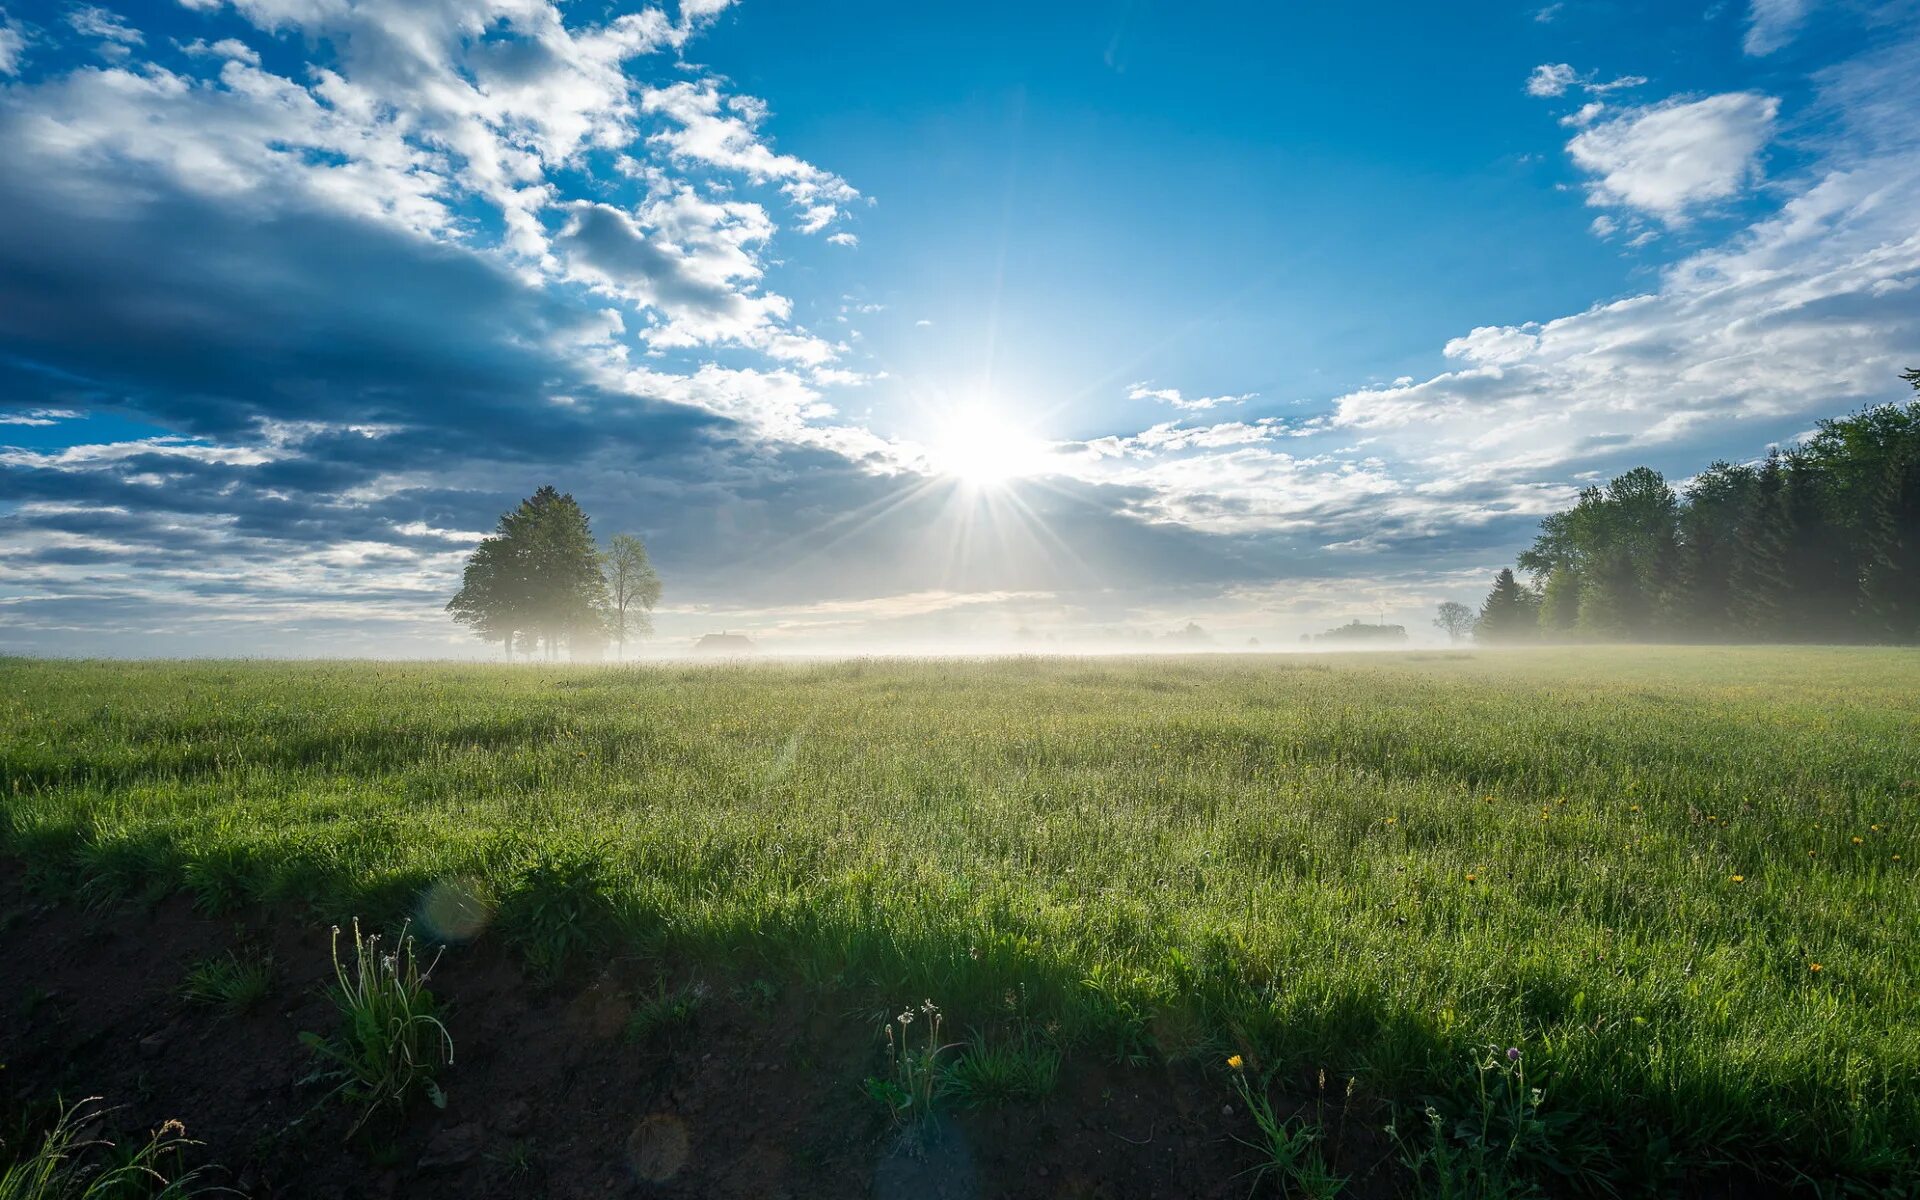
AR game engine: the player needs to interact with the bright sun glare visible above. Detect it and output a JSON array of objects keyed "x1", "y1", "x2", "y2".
[{"x1": 930, "y1": 405, "x2": 1053, "y2": 488}]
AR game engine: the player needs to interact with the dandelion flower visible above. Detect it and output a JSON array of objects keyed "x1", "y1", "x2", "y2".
[
  {"x1": 1227, "y1": 1054, "x2": 1244, "y2": 1071},
  {"x1": 1809, "y1": 963, "x2": 1823, "y2": 973},
  {"x1": 1730, "y1": 875, "x2": 1746, "y2": 883},
  {"x1": 1851, "y1": 836, "x2": 1864, "y2": 845},
  {"x1": 1465, "y1": 873, "x2": 1477, "y2": 882}
]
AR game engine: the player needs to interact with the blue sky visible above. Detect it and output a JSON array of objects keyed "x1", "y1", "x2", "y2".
[{"x1": 0, "y1": 0, "x2": 1916, "y2": 654}]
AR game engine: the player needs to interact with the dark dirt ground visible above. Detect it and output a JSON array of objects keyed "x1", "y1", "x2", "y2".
[{"x1": 0, "y1": 868, "x2": 1402, "y2": 1199}]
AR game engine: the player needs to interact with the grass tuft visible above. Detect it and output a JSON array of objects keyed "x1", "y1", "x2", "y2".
[
  {"x1": 299, "y1": 918, "x2": 452, "y2": 1136},
  {"x1": 0, "y1": 1098, "x2": 221, "y2": 1199},
  {"x1": 943, "y1": 1031, "x2": 1060, "y2": 1109},
  {"x1": 178, "y1": 950, "x2": 273, "y2": 1017}
]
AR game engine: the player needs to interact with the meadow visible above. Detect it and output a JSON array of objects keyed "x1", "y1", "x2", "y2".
[{"x1": 2, "y1": 648, "x2": 1916, "y2": 1194}]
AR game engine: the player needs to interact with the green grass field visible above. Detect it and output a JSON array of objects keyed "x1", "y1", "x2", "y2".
[{"x1": 3, "y1": 648, "x2": 1916, "y2": 1191}]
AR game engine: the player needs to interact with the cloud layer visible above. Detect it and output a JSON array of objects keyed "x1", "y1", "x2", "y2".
[{"x1": 0, "y1": 3, "x2": 1916, "y2": 653}]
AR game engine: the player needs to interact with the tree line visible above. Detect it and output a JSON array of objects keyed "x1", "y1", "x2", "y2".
[
  {"x1": 1465, "y1": 371, "x2": 1920, "y2": 644},
  {"x1": 446, "y1": 485, "x2": 661, "y2": 659}
]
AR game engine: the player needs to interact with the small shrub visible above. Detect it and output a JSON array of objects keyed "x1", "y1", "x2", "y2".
[
  {"x1": 943, "y1": 1031, "x2": 1060, "y2": 1109},
  {"x1": 0, "y1": 1097, "x2": 220, "y2": 1199},
  {"x1": 864, "y1": 1000, "x2": 957, "y2": 1128},
  {"x1": 1080, "y1": 963, "x2": 1156, "y2": 1066},
  {"x1": 485, "y1": 1138, "x2": 539, "y2": 1183},
  {"x1": 182, "y1": 848, "x2": 258, "y2": 916},
  {"x1": 1386, "y1": 1045, "x2": 1609, "y2": 1200},
  {"x1": 624, "y1": 979, "x2": 708, "y2": 1048},
  {"x1": 178, "y1": 951, "x2": 273, "y2": 1017},
  {"x1": 1225, "y1": 1056, "x2": 1346, "y2": 1199},
  {"x1": 497, "y1": 846, "x2": 617, "y2": 982},
  {"x1": 299, "y1": 919, "x2": 453, "y2": 1136},
  {"x1": 730, "y1": 978, "x2": 779, "y2": 1012}
]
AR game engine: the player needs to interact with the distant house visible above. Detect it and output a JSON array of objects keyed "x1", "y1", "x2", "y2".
[
  {"x1": 1311, "y1": 621, "x2": 1408, "y2": 645},
  {"x1": 694, "y1": 632, "x2": 756, "y2": 654}
]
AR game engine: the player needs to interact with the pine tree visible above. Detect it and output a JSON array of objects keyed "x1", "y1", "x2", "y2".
[
  {"x1": 1777, "y1": 450, "x2": 1855, "y2": 641},
  {"x1": 1494, "y1": 377, "x2": 1920, "y2": 647},
  {"x1": 1728, "y1": 452, "x2": 1791, "y2": 639},
  {"x1": 1667, "y1": 463, "x2": 1754, "y2": 639},
  {"x1": 1858, "y1": 460, "x2": 1908, "y2": 639},
  {"x1": 1475, "y1": 569, "x2": 1538, "y2": 643}
]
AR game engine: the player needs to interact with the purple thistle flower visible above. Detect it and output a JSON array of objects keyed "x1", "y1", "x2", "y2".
[{"x1": 1506, "y1": 1047, "x2": 1522, "y2": 1062}]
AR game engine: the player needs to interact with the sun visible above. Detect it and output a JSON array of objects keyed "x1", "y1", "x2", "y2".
[{"x1": 928, "y1": 404, "x2": 1053, "y2": 488}]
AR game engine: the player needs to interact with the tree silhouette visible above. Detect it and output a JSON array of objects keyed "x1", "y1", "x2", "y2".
[
  {"x1": 1433, "y1": 601, "x2": 1474, "y2": 643},
  {"x1": 1486, "y1": 377, "x2": 1920, "y2": 645},
  {"x1": 602, "y1": 533, "x2": 663, "y2": 659},
  {"x1": 1475, "y1": 569, "x2": 1538, "y2": 643},
  {"x1": 448, "y1": 486, "x2": 610, "y2": 659}
]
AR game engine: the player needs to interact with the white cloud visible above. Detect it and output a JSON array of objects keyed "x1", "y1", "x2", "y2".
[
  {"x1": 553, "y1": 191, "x2": 841, "y2": 361},
  {"x1": 1127, "y1": 382, "x2": 1254, "y2": 412},
  {"x1": 641, "y1": 80, "x2": 863, "y2": 233},
  {"x1": 1443, "y1": 324, "x2": 1540, "y2": 366},
  {"x1": 180, "y1": 37, "x2": 260, "y2": 66},
  {"x1": 1745, "y1": 0, "x2": 1813, "y2": 56},
  {"x1": 0, "y1": 408, "x2": 81, "y2": 426},
  {"x1": 1527, "y1": 63, "x2": 1577, "y2": 97},
  {"x1": 68, "y1": 6, "x2": 142, "y2": 45},
  {"x1": 1528, "y1": 63, "x2": 1647, "y2": 100},
  {"x1": 1333, "y1": 118, "x2": 1920, "y2": 481},
  {"x1": 1567, "y1": 91, "x2": 1779, "y2": 223},
  {"x1": 1561, "y1": 101, "x2": 1607, "y2": 128},
  {"x1": 4, "y1": 0, "x2": 863, "y2": 388},
  {"x1": 827, "y1": 231, "x2": 858, "y2": 247},
  {"x1": 0, "y1": 20, "x2": 23, "y2": 77},
  {"x1": 678, "y1": 0, "x2": 738, "y2": 23}
]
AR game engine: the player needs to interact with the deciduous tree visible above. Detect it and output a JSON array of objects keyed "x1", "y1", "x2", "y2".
[
  {"x1": 447, "y1": 486, "x2": 610, "y2": 659},
  {"x1": 601, "y1": 533, "x2": 662, "y2": 659}
]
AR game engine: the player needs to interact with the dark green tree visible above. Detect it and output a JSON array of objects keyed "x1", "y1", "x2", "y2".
[
  {"x1": 1728, "y1": 451, "x2": 1791, "y2": 639},
  {"x1": 1798, "y1": 384, "x2": 1920, "y2": 641},
  {"x1": 447, "y1": 486, "x2": 610, "y2": 658},
  {"x1": 1777, "y1": 449, "x2": 1854, "y2": 640},
  {"x1": 1665, "y1": 463, "x2": 1755, "y2": 639},
  {"x1": 1492, "y1": 377, "x2": 1920, "y2": 647},
  {"x1": 1537, "y1": 565, "x2": 1582, "y2": 638},
  {"x1": 1475, "y1": 569, "x2": 1539, "y2": 643}
]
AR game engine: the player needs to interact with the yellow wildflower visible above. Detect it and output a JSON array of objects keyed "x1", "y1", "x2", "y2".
[
  {"x1": 1730, "y1": 875, "x2": 1745, "y2": 883},
  {"x1": 1227, "y1": 1054, "x2": 1244, "y2": 1071}
]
